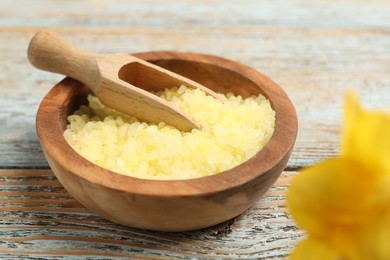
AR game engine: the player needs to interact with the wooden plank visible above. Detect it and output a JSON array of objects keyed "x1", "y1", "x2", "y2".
[
  {"x1": 0, "y1": 0, "x2": 390, "y2": 28},
  {"x1": 1, "y1": 26, "x2": 389, "y2": 168},
  {"x1": 0, "y1": 169, "x2": 302, "y2": 259}
]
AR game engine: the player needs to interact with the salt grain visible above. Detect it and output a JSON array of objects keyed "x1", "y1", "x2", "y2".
[{"x1": 64, "y1": 85, "x2": 275, "y2": 180}]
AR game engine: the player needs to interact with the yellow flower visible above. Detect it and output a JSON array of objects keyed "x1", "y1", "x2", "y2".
[{"x1": 287, "y1": 92, "x2": 390, "y2": 260}]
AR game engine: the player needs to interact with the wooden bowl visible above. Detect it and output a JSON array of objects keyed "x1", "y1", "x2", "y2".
[{"x1": 36, "y1": 51, "x2": 298, "y2": 232}]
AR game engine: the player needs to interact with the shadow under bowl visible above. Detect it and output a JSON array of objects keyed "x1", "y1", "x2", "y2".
[{"x1": 36, "y1": 51, "x2": 298, "y2": 232}]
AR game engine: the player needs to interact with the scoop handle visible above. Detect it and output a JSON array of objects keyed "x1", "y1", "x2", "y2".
[{"x1": 27, "y1": 30, "x2": 98, "y2": 91}]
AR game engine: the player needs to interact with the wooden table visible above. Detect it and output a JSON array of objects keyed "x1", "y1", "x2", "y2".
[{"x1": 1, "y1": 0, "x2": 389, "y2": 258}]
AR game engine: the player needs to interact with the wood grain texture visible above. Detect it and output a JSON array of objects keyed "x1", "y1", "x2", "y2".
[
  {"x1": 0, "y1": 170, "x2": 302, "y2": 259},
  {"x1": 0, "y1": 0, "x2": 389, "y2": 258},
  {"x1": 1, "y1": 27, "x2": 390, "y2": 168},
  {"x1": 28, "y1": 30, "x2": 206, "y2": 131},
  {"x1": 1, "y1": 0, "x2": 389, "y2": 28},
  {"x1": 35, "y1": 51, "x2": 297, "y2": 231}
]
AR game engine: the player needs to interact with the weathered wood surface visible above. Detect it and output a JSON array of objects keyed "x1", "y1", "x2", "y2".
[
  {"x1": 0, "y1": 170, "x2": 302, "y2": 259},
  {"x1": 0, "y1": 0, "x2": 389, "y2": 258}
]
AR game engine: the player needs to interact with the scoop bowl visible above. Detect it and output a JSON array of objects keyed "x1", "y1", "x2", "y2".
[{"x1": 36, "y1": 51, "x2": 298, "y2": 232}]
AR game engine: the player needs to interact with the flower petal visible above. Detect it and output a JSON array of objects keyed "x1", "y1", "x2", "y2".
[
  {"x1": 287, "y1": 158, "x2": 380, "y2": 239},
  {"x1": 341, "y1": 91, "x2": 390, "y2": 174},
  {"x1": 288, "y1": 92, "x2": 390, "y2": 258},
  {"x1": 368, "y1": 210, "x2": 390, "y2": 259},
  {"x1": 290, "y1": 237, "x2": 342, "y2": 260},
  {"x1": 358, "y1": 176, "x2": 390, "y2": 259}
]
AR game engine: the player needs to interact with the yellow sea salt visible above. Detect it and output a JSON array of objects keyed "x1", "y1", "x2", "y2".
[{"x1": 64, "y1": 85, "x2": 275, "y2": 180}]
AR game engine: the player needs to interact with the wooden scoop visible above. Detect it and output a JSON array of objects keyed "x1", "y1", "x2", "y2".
[{"x1": 28, "y1": 30, "x2": 222, "y2": 131}]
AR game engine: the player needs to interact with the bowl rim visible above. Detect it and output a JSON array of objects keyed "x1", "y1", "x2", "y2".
[{"x1": 36, "y1": 51, "x2": 298, "y2": 197}]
